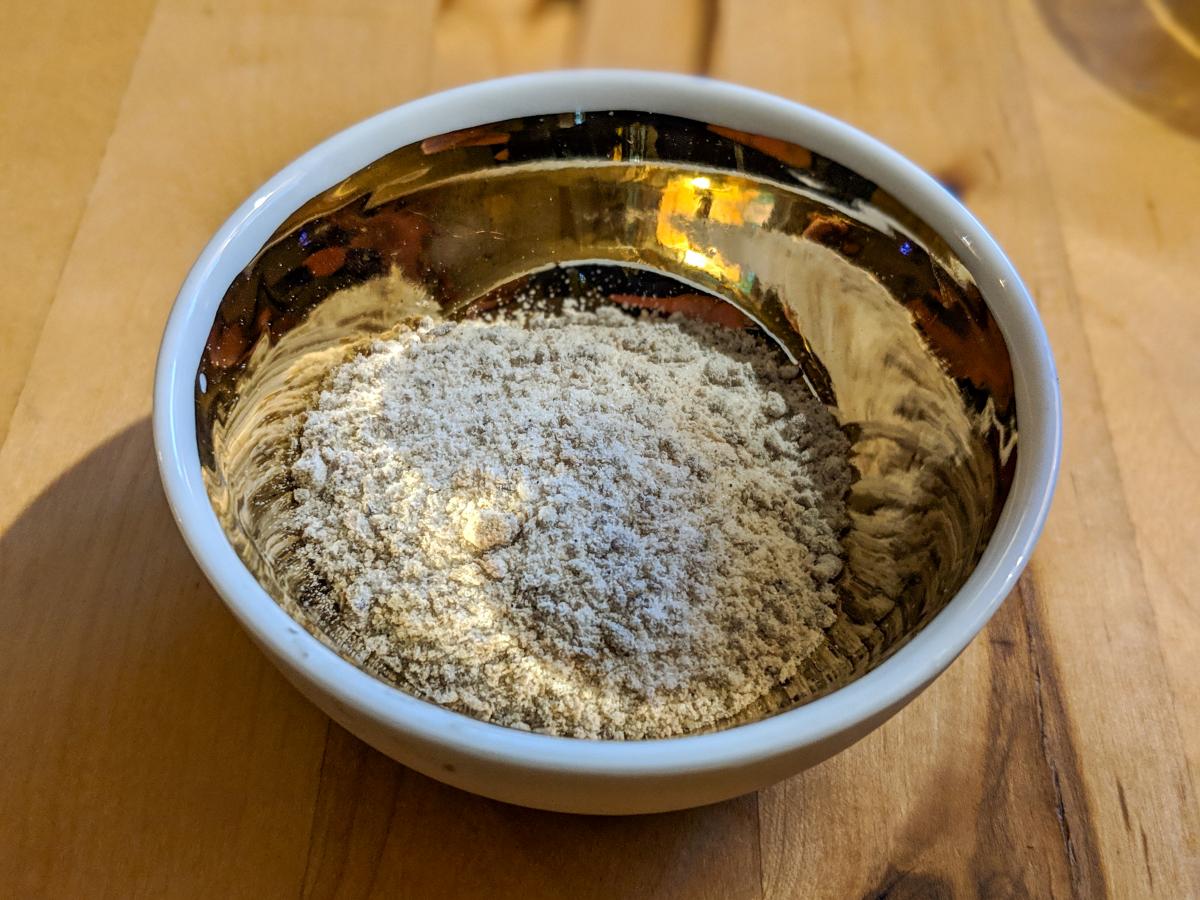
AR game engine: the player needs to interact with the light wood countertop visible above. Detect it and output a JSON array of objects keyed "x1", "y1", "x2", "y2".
[{"x1": 2, "y1": 1, "x2": 1197, "y2": 895}]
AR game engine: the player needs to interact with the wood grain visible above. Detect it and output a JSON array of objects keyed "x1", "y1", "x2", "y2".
[
  {"x1": 2, "y1": 0, "x2": 1198, "y2": 895},
  {"x1": 0, "y1": 0, "x2": 157, "y2": 444},
  {"x1": 1013, "y1": 0, "x2": 1200, "y2": 789}
]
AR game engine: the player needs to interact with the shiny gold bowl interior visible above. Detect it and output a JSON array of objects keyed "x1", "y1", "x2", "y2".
[{"x1": 196, "y1": 111, "x2": 1017, "y2": 731}]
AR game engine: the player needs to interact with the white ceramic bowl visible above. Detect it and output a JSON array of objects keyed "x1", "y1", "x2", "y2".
[{"x1": 154, "y1": 71, "x2": 1061, "y2": 814}]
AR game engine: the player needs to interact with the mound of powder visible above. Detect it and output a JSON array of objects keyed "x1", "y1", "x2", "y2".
[{"x1": 290, "y1": 307, "x2": 851, "y2": 739}]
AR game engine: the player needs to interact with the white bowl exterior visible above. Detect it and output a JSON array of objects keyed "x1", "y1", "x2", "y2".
[
  {"x1": 258, "y1": 627, "x2": 934, "y2": 813},
  {"x1": 154, "y1": 71, "x2": 1062, "y2": 814}
]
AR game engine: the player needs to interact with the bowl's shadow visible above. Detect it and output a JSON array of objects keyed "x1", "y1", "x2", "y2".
[{"x1": 0, "y1": 419, "x2": 758, "y2": 895}]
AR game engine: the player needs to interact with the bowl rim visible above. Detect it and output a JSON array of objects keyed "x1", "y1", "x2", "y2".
[{"x1": 154, "y1": 70, "x2": 1061, "y2": 777}]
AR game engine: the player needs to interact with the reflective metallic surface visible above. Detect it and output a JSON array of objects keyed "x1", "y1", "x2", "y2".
[{"x1": 197, "y1": 111, "x2": 1017, "y2": 731}]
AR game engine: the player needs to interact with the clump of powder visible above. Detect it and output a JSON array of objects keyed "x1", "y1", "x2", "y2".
[{"x1": 289, "y1": 307, "x2": 851, "y2": 739}]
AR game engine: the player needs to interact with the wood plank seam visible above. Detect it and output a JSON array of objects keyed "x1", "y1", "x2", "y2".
[
  {"x1": 296, "y1": 717, "x2": 334, "y2": 897},
  {"x1": 696, "y1": 0, "x2": 719, "y2": 75},
  {"x1": 1017, "y1": 574, "x2": 1107, "y2": 897},
  {"x1": 1019, "y1": 194, "x2": 1200, "y2": 777}
]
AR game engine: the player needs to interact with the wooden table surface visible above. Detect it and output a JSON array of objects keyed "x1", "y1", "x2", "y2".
[{"x1": 3, "y1": 0, "x2": 1198, "y2": 896}]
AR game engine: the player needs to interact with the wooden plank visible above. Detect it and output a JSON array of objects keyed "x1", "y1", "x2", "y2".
[
  {"x1": 710, "y1": 0, "x2": 1199, "y2": 896},
  {"x1": 0, "y1": 0, "x2": 158, "y2": 445},
  {"x1": 1008, "y1": 0, "x2": 1200, "y2": 889},
  {"x1": 0, "y1": 0, "x2": 439, "y2": 894},
  {"x1": 1009, "y1": 0, "x2": 1200, "y2": 785}
]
